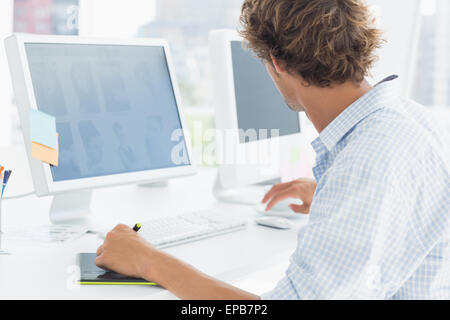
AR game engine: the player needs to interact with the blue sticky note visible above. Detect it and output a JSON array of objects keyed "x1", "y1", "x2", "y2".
[{"x1": 30, "y1": 109, "x2": 57, "y2": 149}]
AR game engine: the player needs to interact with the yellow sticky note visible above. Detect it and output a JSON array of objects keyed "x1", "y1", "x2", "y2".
[{"x1": 32, "y1": 133, "x2": 59, "y2": 167}]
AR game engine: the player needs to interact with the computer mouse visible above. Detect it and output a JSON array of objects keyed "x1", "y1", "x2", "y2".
[
  {"x1": 255, "y1": 198, "x2": 304, "y2": 218},
  {"x1": 255, "y1": 217, "x2": 293, "y2": 230}
]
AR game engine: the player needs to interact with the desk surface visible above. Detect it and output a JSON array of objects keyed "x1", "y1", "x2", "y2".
[{"x1": 0, "y1": 146, "x2": 307, "y2": 300}]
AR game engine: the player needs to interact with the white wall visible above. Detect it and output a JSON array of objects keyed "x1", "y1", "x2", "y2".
[
  {"x1": 0, "y1": 0, "x2": 13, "y2": 146},
  {"x1": 367, "y1": 0, "x2": 421, "y2": 97}
]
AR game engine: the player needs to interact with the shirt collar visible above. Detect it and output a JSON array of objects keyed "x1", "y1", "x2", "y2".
[{"x1": 312, "y1": 75, "x2": 399, "y2": 153}]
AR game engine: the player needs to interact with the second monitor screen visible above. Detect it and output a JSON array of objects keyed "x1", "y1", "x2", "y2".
[
  {"x1": 231, "y1": 41, "x2": 301, "y2": 144},
  {"x1": 26, "y1": 43, "x2": 190, "y2": 182}
]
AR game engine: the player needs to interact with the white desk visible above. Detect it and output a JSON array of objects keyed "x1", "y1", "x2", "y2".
[{"x1": 0, "y1": 146, "x2": 307, "y2": 300}]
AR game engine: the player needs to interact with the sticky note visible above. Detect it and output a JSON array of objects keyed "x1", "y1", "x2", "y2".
[
  {"x1": 30, "y1": 109, "x2": 57, "y2": 149},
  {"x1": 32, "y1": 133, "x2": 59, "y2": 167}
]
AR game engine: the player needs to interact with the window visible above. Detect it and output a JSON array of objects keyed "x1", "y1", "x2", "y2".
[
  {"x1": 13, "y1": 0, "x2": 78, "y2": 35},
  {"x1": 138, "y1": 0, "x2": 243, "y2": 108},
  {"x1": 412, "y1": 0, "x2": 450, "y2": 108}
]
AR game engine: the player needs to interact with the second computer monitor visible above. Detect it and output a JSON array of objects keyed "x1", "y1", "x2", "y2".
[
  {"x1": 230, "y1": 40, "x2": 301, "y2": 143},
  {"x1": 210, "y1": 30, "x2": 305, "y2": 191}
]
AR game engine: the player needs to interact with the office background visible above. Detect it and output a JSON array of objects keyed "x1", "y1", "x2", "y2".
[{"x1": 0, "y1": 0, "x2": 449, "y2": 157}]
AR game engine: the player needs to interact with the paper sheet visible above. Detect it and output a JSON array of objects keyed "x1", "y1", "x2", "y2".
[
  {"x1": 31, "y1": 133, "x2": 59, "y2": 166},
  {"x1": 30, "y1": 109, "x2": 57, "y2": 149},
  {"x1": 3, "y1": 225, "x2": 89, "y2": 244}
]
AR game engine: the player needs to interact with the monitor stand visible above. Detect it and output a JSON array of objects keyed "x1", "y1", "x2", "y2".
[
  {"x1": 213, "y1": 174, "x2": 279, "y2": 206},
  {"x1": 49, "y1": 190, "x2": 93, "y2": 225}
]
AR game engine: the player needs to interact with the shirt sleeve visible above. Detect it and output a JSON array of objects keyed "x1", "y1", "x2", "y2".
[
  {"x1": 261, "y1": 275, "x2": 299, "y2": 300},
  {"x1": 263, "y1": 160, "x2": 436, "y2": 300}
]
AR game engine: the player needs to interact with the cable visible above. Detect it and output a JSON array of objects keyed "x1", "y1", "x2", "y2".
[{"x1": 2, "y1": 191, "x2": 35, "y2": 201}]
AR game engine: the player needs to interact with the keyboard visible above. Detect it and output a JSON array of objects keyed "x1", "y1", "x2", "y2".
[{"x1": 139, "y1": 211, "x2": 247, "y2": 249}]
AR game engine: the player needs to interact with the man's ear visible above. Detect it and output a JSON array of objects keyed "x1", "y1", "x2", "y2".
[{"x1": 270, "y1": 54, "x2": 286, "y2": 74}]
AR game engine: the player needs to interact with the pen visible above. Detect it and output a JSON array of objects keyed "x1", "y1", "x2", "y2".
[
  {"x1": 133, "y1": 223, "x2": 142, "y2": 232},
  {"x1": 1, "y1": 170, "x2": 11, "y2": 198},
  {"x1": 4, "y1": 170, "x2": 11, "y2": 183}
]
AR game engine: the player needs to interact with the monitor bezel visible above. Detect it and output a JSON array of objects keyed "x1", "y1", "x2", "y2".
[{"x1": 5, "y1": 34, "x2": 196, "y2": 196}]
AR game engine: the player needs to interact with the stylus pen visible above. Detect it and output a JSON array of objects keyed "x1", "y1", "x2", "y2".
[{"x1": 133, "y1": 223, "x2": 142, "y2": 232}]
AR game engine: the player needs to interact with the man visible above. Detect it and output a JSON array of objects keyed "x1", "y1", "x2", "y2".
[{"x1": 95, "y1": 0, "x2": 450, "y2": 299}]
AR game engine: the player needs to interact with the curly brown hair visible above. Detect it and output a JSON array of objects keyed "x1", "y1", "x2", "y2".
[{"x1": 239, "y1": 0, "x2": 383, "y2": 87}]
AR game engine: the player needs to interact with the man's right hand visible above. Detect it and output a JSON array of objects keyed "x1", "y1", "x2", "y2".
[{"x1": 262, "y1": 179, "x2": 317, "y2": 214}]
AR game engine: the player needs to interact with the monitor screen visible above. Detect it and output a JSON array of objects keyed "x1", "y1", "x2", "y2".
[
  {"x1": 25, "y1": 43, "x2": 190, "y2": 182},
  {"x1": 231, "y1": 41, "x2": 301, "y2": 144}
]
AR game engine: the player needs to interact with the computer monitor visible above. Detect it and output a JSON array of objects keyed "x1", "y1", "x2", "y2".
[
  {"x1": 5, "y1": 34, "x2": 195, "y2": 224},
  {"x1": 209, "y1": 30, "x2": 308, "y2": 205}
]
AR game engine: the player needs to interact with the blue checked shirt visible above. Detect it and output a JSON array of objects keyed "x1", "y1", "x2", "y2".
[{"x1": 262, "y1": 76, "x2": 450, "y2": 300}]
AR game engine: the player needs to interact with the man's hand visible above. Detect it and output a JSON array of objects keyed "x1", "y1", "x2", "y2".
[
  {"x1": 95, "y1": 224, "x2": 156, "y2": 280},
  {"x1": 95, "y1": 224, "x2": 259, "y2": 300},
  {"x1": 262, "y1": 178, "x2": 317, "y2": 213}
]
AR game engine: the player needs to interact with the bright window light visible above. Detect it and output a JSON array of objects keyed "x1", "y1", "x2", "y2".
[
  {"x1": 79, "y1": 0, "x2": 156, "y2": 37},
  {"x1": 421, "y1": 0, "x2": 436, "y2": 15}
]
